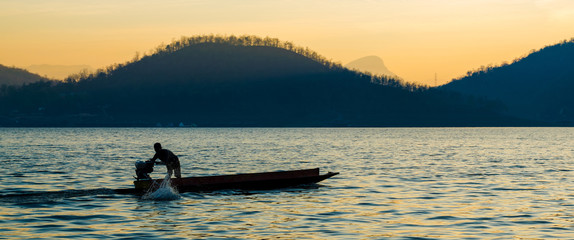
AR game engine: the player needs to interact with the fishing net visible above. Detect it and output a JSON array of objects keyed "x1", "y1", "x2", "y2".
[{"x1": 142, "y1": 174, "x2": 180, "y2": 200}]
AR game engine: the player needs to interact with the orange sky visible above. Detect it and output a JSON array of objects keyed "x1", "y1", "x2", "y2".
[{"x1": 1, "y1": 0, "x2": 574, "y2": 85}]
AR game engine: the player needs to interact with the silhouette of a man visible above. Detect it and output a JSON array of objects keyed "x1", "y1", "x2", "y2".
[{"x1": 149, "y1": 142, "x2": 181, "y2": 178}]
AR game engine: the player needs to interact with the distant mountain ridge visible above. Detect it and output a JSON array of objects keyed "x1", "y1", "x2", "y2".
[
  {"x1": 345, "y1": 56, "x2": 398, "y2": 78},
  {"x1": 441, "y1": 38, "x2": 574, "y2": 123},
  {"x1": 0, "y1": 64, "x2": 50, "y2": 86},
  {"x1": 26, "y1": 64, "x2": 94, "y2": 80},
  {"x1": 0, "y1": 35, "x2": 530, "y2": 127}
]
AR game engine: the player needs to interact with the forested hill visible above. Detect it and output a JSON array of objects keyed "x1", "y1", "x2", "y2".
[
  {"x1": 0, "y1": 35, "x2": 533, "y2": 127},
  {"x1": 441, "y1": 38, "x2": 574, "y2": 123},
  {"x1": 0, "y1": 64, "x2": 50, "y2": 86},
  {"x1": 98, "y1": 43, "x2": 330, "y2": 85}
]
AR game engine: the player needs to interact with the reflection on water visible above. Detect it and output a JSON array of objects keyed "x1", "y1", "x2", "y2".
[{"x1": 0, "y1": 128, "x2": 573, "y2": 239}]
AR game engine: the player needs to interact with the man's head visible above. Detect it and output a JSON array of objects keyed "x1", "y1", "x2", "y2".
[{"x1": 154, "y1": 142, "x2": 162, "y2": 152}]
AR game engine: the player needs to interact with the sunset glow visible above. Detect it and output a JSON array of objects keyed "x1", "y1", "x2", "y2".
[{"x1": 1, "y1": 0, "x2": 574, "y2": 85}]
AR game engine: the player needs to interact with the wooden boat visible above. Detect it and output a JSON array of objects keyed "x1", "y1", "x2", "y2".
[{"x1": 125, "y1": 168, "x2": 338, "y2": 194}]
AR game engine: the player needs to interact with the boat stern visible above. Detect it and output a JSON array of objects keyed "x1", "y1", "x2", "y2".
[{"x1": 134, "y1": 180, "x2": 153, "y2": 190}]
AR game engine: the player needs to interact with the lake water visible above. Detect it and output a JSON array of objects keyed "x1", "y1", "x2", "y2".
[{"x1": 0, "y1": 128, "x2": 573, "y2": 239}]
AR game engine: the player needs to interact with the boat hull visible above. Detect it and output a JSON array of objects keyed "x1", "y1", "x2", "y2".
[{"x1": 132, "y1": 168, "x2": 338, "y2": 193}]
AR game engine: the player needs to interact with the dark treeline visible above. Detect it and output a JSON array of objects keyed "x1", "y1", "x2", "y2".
[
  {"x1": 0, "y1": 35, "x2": 532, "y2": 127},
  {"x1": 456, "y1": 38, "x2": 574, "y2": 79},
  {"x1": 442, "y1": 38, "x2": 574, "y2": 123}
]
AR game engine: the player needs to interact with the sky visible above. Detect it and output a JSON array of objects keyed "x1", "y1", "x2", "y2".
[{"x1": 1, "y1": 0, "x2": 574, "y2": 85}]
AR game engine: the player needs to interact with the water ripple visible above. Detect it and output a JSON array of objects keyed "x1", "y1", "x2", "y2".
[{"x1": 1, "y1": 128, "x2": 574, "y2": 239}]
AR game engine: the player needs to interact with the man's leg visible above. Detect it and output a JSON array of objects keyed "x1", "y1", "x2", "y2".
[
  {"x1": 174, "y1": 166, "x2": 181, "y2": 178},
  {"x1": 167, "y1": 165, "x2": 174, "y2": 178}
]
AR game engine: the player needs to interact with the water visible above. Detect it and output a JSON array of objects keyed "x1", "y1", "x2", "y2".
[
  {"x1": 0, "y1": 128, "x2": 573, "y2": 239},
  {"x1": 142, "y1": 174, "x2": 181, "y2": 201}
]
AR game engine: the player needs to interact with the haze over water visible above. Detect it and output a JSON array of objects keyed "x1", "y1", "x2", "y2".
[{"x1": 1, "y1": 128, "x2": 573, "y2": 239}]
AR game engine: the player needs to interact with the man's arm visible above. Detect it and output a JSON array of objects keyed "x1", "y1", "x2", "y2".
[{"x1": 149, "y1": 152, "x2": 160, "y2": 162}]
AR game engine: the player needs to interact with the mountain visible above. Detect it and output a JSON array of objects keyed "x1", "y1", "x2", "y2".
[
  {"x1": 26, "y1": 64, "x2": 94, "y2": 80},
  {"x1": 90, "y1": 43, "x2": 331, "y2": 87},
  {"x1": 0, "y1": 35, "x2": 531, "y2": 127},
  {"x1": 345, "y1": 56, "x2": 398, "y2": 78},
  {"x1": 441, "y1": 38, "x2": 574, "y2": 123},
  {"x1": 0, "y1": 64, "x2": 50, "y2": 86}
]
